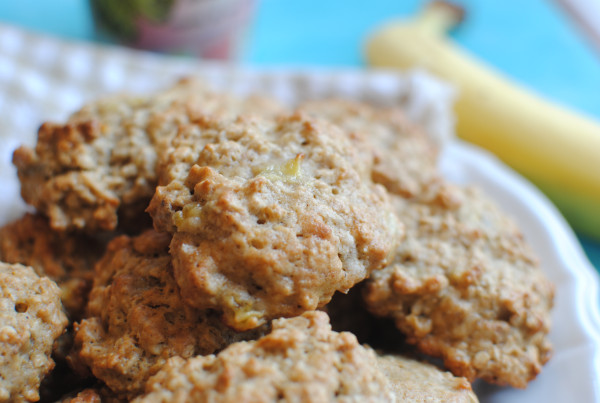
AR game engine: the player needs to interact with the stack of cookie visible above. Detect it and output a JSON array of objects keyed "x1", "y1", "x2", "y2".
[{"x1": 0, "y1": 78, "x2": 553, "y2": 402}]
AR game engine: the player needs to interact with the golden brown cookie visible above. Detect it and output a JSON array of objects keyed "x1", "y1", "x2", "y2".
[
  {"x1": 148, "y1": 113, "x2": 401, "y2": 330},
  {"x1": 0, "y1": 262, "x2": 68, "y2": 403},
  {"x1": 376, "y1": 355, "x2": 478, "y2": 403},
  {"x1": 133, "y1": 311, "x2": 394, "y2": 403},
  {"x1": 298, "y1": 99, "x2": 440, "y2": 197},
  {"x1": 13, "y1": 79, "x2": 285, "y2": 233},
  {"x1": 74, "y1": 230, "x2": 264, "y2": 399},
  {"x1": 364, "y1": 184, "x2": 554, "y2": 388},
  {"x1": 0, "y1": 213, "x2": 104, "y2": 320}
]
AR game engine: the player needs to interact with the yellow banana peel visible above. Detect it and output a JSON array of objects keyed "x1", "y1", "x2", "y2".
[{"x1": 366, "y1": 1, "x2": 600, "y2": 240}]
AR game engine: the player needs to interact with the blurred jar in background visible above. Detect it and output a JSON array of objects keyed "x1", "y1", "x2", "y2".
[{"x1": 90, "y1": 0, "x2": 256, "y2": 59}]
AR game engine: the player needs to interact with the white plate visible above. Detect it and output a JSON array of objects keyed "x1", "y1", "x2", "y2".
[{"x1": 1, "y1": 23, "x2": 599, "y2": 402}]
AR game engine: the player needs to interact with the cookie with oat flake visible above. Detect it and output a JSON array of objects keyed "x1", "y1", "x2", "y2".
[
  {"x1": 304, "y1": 99, "x2": 554, "y2": 388},
  {"x1": 134, "y1": 312, "x2": 479, "y2": 403},
  {"x1": 133, "y1": 312, "x2": 394, "y2": 403},
  {"x1": 0, "y1": 262, "x2": 68, "y2": 403},
  {"x1": 298, "y1": 99, "x2": 440, "y2": 198},
  {"x1": 364, "y1": 183, "x2": 554, "y2": 388},
  {"x1": 13, "y1": 79, "x2": 284, "y2": 233},
  {"x1": 377, "y1": 354, "x2": 478, "y2": 403},
  {"x1": 73, "y1": 230, "x2": 265, "y2": 399},
  {"x1": 148, "y1": 113, "x2": 401, "y2": 330},
  {"x1": 0, "y1": 213, "x2": 105, "y2": 321}
]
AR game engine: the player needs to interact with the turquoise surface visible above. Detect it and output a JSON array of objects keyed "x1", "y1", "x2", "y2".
[{"x1": 1, "y1": 0, "x2": 599, "y2": 270}]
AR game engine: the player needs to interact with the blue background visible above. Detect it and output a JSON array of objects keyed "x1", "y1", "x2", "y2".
[{"x1": 1, "y1": 0, "x2": 599, "y2": 270}]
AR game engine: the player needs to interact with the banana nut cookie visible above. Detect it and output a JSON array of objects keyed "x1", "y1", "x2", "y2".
[
  {"x1": 12, "y1": 79, "x2": 285, "y2": 233},
  {"x1": 147, "y1": 113, "x2": 401, "y2": 330},
  {"x1": 298, "y1": 99, "x2": 440, "y2": 198},
  {"x1": 133, "y1": 311, "x2": 394, "y2": 403},
  {"x1": 376, "y1": 355, "x2": 478, "y2": 403},
  {"x1": 363, "y1": 184, "x2": 554, "y2": 388},
  {"x1": 0, "y1": 262, "x2": 68, "y2": 403},
  {"x1": 74, "y1": 230, "x2": 265, "y2": 399},
  {"x1": 0, "y1": 213, "x2": 105, "y2": 320}
]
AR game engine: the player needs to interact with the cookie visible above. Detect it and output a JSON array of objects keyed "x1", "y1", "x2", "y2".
[
  {"x1": 148, "y1": 113, "x2": 401, "y2": 330},
  {"x1": 377, "y1": 355, "x2": 478, "y2": 403},
  {"x1": 298, "y1": 99, "x2": 440, "y2": 197},
  {"x1": 0, "y1": 263, "x2": 68, "y2": 402},
  {"x1": 134, "y1": 311, "x2": 479, "y2": 402},
  {"x1": 0, "y1": 213, "x2": 104, "y2": 320},
  {"x1": 364, "y1": 184, "x2": 554, "y2": 388},
  {"x1": 13, "y1": 79, "x2": 284, "y2": 232},
  {"x1": 74, "y1": 230, "x2": 264, "y2": 398},
  {"x1": 133, "y1": 311, "x2": 394, "y2": 403}
]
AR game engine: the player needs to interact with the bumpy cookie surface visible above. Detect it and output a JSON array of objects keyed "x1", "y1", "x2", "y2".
[
  {"x1": 13, "y1": 79, "x2": 284, "y2": 232},
  {"x1": 148, "y1": 113, "x2": 400, "y2": 330},
  {"x1": 298, "y1": 99, "x2": 440, "y2": 197},
  {"x1": 376, "y1": 355, "x2": 478, "y2": 403},
  {"x1": 133, "y1": 311, "x2": 394, "y2": 403},
  {"x1": 0, "y1": 263, "x2": 68, "y2": 402},
  {"x1": 74, "y1": 230, "x2": 264, "y2": 398},
  {"x1": 364, "y1": 184, "x2": 554, "y2": 388},
  {"x1": 0, "y1": 213, "x2": 104, "y2": 320}
]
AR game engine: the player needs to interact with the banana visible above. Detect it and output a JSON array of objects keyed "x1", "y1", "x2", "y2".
[{"x1": 365, "y1": 1, "x2": 600, "y2": 240}]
